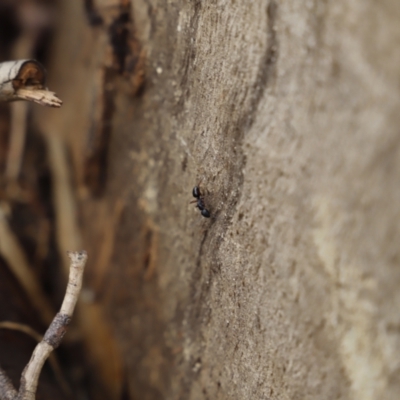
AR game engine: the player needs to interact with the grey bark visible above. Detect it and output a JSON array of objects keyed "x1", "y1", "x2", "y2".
[{"x1": 35, "y1": 0, "x2": 400, "y2": 399}]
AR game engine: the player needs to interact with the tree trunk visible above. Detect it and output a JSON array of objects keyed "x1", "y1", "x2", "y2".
[{"x1": 33, "y1": 0, "x2": 400, "y2": 399}]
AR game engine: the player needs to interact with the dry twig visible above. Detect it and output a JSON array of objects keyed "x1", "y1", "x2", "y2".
[
  {"x1": 0, "y1": 322, "x2": 71, "y2": 396},
  {"x1": 0, "y1": 251, "x2": 87, "y2": 400},
  {"x1": 0, "y1": 60, "x2": 62, "y2": 107}
]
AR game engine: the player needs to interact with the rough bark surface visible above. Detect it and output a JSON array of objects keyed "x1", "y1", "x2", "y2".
[{"x1": 35, "y1": 0, "x2": 400, "y2": 399}]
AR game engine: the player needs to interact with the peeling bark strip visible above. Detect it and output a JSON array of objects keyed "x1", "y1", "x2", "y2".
[
  {"x1": 0, "y1": 251, "x2": 87, "y2": 400},
  {"x1": 43, "y1": 314, "x2": 72, "y2": 348},
  {"x1": 0, "y1": 60, "x2": 62, "y2": 107}
]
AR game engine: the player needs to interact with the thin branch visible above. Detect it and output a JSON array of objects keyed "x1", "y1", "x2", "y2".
[
  {"x1": 0, "y1": 206, "x2": 54, "y2": 326},
  {"x1": 15, "y1": 251, "x2": 87, "y2": 400},
  {"x1": 5, "y1": 102, "x2": 28, "y2": 180},
  {"x1": 0, "y1": 60, "x2": 62, "y2": 107},
  {"x1": 5, "y1": 13, "x2": 45, "y2": 181},
  {"x1": 0, "y1": 322, "x2": 41, "y2": 342},
  {"x1": 45, "y1": 135, "x2": 82, "y2": 274}
]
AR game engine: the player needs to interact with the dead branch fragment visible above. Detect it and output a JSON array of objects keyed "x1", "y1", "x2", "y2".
[
  {"x1": 0, "y1": 60, "x2": 62, "y2": 107},
  {"x1": 0, "y1": 251, "x2": 87, "y2": 400}
]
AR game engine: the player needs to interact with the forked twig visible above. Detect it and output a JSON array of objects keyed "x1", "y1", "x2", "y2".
[
  {"x1": 0, "y1": 251, "x2": 87, "y2": 400},
  {"x1": 0, "y1": 322, "x2": 71, "y2": 396}
]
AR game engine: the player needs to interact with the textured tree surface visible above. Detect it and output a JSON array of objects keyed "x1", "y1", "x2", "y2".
[{"x1": 3, "y1": 0, "x2": 399, "y2": 399}]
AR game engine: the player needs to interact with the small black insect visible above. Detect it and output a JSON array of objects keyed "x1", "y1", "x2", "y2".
[{"x1": 191, "y1": 185, "x2": 210, "y2": 218}]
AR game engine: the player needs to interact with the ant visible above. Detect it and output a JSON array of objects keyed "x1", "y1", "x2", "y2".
[{"x1": 191, "y1": 185, "x2": 210, "y2": 218}]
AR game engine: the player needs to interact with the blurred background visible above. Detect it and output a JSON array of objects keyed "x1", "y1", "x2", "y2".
[
  {"x1": 0, "y1": 1, "x2": 120, "y2": 399},
  {"x1": 1, "y1": 1, "x2": 400, "y2": 400}
]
